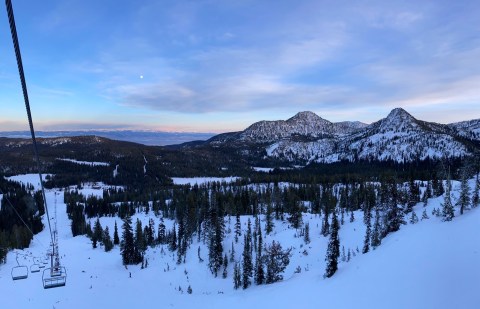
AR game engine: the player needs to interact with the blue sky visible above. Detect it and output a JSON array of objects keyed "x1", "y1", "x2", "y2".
[{"x1": 1, "y1": 0, "x2": 479, "y2": 133}]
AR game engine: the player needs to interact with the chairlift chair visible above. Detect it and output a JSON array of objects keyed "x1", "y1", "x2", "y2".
[
  {"x1": 11, "y1": 265, "x2": 29, "y2": 280},
  {"x1": 42, "y1": 266, "x2": 67, "y2": 289},
  {"x1": 30, "y1": 263, "x2": 40, "y2": 273},
  {"x1": 11, "y1": 254, "x2": 29, "y2": 280}
]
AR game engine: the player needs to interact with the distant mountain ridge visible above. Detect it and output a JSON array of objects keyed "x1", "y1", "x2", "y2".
[
  {"x1": 203, "y1": 108, "x2": 480, "y2": 163},
  {"x1": 0, "y1": 130, "x2": 215, "y2": 146}
]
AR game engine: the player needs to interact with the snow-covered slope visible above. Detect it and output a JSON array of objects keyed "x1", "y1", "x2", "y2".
[
  {"x1": 448, "y1": 119, "x2": 480, "y2": 141},
  {"x1": 1, "y1": 175, "x2": 479, "y2": 308}
]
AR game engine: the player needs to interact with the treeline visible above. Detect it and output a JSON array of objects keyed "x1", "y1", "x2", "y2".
[{"x1": 0, "y1": 177, "x2": 44, "y2": 264}]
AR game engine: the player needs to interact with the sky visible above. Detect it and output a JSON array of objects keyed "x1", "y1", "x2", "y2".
[{"x1": 0, "y1": 0, "x2": 479, "y2": 133}]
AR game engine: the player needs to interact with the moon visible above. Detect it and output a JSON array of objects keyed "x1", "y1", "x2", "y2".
[{"x1": 140, "y1": 75, "x2": 144, "y2": 79}]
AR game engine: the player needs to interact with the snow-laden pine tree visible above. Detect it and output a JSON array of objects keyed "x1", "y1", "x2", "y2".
[
  {"x1": 242, "y1": 219, "x2": 253, "y2": 289},
  {"x1": 103, "y1": 226, "x2": 113, "y2": 252},
  {"x1": 442, "y1": 176, "x2": 455, "y2": 221},
  {"x1": 234, "y1": 212, "x2": 241, "y2": 243},
  {"x1": 324, "y1": 211, "x2": 340, "y2": 278},
  {"x1": 121, "y1": 215, "x2": 136, "y2": 265},
  {"x1": 371, "y1": 207, "x2": 382, "y2": 248},
  {"x1": 265, "y1": 201, "x2": 274, "y2": 235},
  {"x1": 362, "y1": 208, "x2": 371, "y2": 254},
  {"x1": 456, "y1": 173, "x2": 470, "y2": 215},
  {"x1": 233, "y1": 263, "x2": 241, "y2": 290},
  {"x1": 265, "y1": 241, "x2": 291, "y2": 284},
  {"x1": 254, "y1": 225, "x2": 264, "y2": 285},
  {"x1": 472, "y1": 173, "x2": 479, "y2": 208},
  {"x1": 113, "y1": 221, "x2": 120, "y2": 245}
]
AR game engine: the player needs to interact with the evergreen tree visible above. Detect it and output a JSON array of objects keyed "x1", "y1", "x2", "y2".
[
  {"x1": 230, "y1": 242, "x2": 235, "y2": 263},
  {"x1": 442, "y1": 176, "x2": 455, "y2": 222},
  {"x1": 265, "y1": 201, "x2": 274, "y2": 235},
  {"x1": 304, "y1": 222, "x2": 310, "y2": 244},
  {"x1": 103, "y1": 226, "x2": 114, "y2": 252},
  {"x1": 288, "y1": 199, "x2": 303, "y2": 230},
  {"x1": 371, "y1": 207, "x2": 381, "y2": 248},
  {"x1": 113, "y1": 221, "x2": 120, "y2": 245},
  {"x1": 456, "y1": 173, "x2": 470, "y2": 215},
  {"x1": 157, "y1": 218, "x2": 166, "y2": 244},
  {"x1": 92, "y1": 218, "x2": 103, "y2": 249},
  {"x1": 362, "y1": 208, "x2": 371, "y2": 254},
  {"x1": 254, "y1": 226, "x2": 264, "y2": 285},
  {"x1": 169, "y1": 223, "x2": 177, "y2": 251},
  {"x1": 421, "y1": 209, "x2": 429, "y2": 220},
  {"x1": 134, "y1": 218, "x2": 146, "y2": 255},
  {"x1": 233, "y1": 262, "x2": 241, "y2": 290},
  {"x1": 222, "y1": 254, "x2": 228, "y2": 279},
  {"x1": 265, "y1": 240, "x2": 291, "y2": 284},
  {"x1": 234, "y1": 212, "x2": 242, "y2": 243},
  {"x1": 121, "y1": 215, "x2": 138, "y2": 265},
  {"x1": 472, "y1": 173, "x2": 479, "y2": 208},
  {"x1": 147, "y1": 218, "x2": 155, "y2": 247},
  {"x1": 242, "y1": 219, "x2": 253, "y2": 289},
  {"x1": 324, "y1": 211, "x2": 340, "y2": 278},
  {"x1": 321, "y1": 203, "x2": 330, "y2": 237},
  {"x1": 384, "y1": 179, "x2": 404, "y2": 235},
  {"x1": 349, "y1": 210, "x2": 355, "y2": 223},
  {"x1": 409, "y1": 211, "x2": 418, "y2": 224}
]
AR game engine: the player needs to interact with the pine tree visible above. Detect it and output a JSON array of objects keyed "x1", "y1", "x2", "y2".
[
  {"x1": 421, "y1": 209, "x2": 429, "y2": 220},
  {"x1": 157, "y1": 218, "x2": 166, "y2": 244},
  {"x1": 103, "y1": 226, "x2": 114, "y2": 252},
  {"x1": 265, "y1": 241, "x2": 291, "y2": 284},
  {"x1": 134, "y1": 219, "x2": 146, "y2": 255},
  {"x1": 288, "y1": 199, "x2": 303, "y2": 230},
  {"x1": 442, "y1": 176, "x2": 455, "y2": 222},
  {"x1": 371, "y1": 207, "x2": 381, "y2": 248},
  {"x1": 409, "y1": 211, "x2": 418, "y2": 224},
  {"x1": 113, "y1": 221, "x2": 120, "y2": 245},
  {"x1": 321, "y1": 203, "x2": 330, "y2": 237},
  {"x1": 472, "y1": 173, "x2": 479, "y2": 208},
  {"x1": 456, "y1": 173, "x2": 471, "y2": 215},
  {"x1": 254, "y1": 226, "x2": 264, "y2": 285},
  {"x1": 265, "y1": 201, "x2": 274, "y2": 235},
  {"x1": 242, "y1": 219, "x2": 253, "y2": 289},
  {"x1": 362, "y1": 208, "x2": 371, "y2": 254},
  {"x1": 304, "y1": 222, "x2": 310, "y2": 244},
  {"x1": 324, "y1": 211, "x2": 340, "y2": 278},
  {"x1": 121, "y1": 215, "x2": 136, "y2": 265},
  {"x1": 222, "y1": 254, "x2": 228, "y2": 279},
  {"x1": 234, "y1": 212, "x2": 241, "y2": 243},
  {"x1": 92, "y1": 218, "x2": 103, "y2": 249},
  {"x1": 169, "y1": 224, "x2": 177, "y2": 251},
  {"x1": 230, "y1": 242, "x2": 235, "y2": 263},
  {"x1": 349, "y1": 211, "x2": 355, "y2": 223},
  {"x1": 233, "y1": 262, "x2": 241, "y2": 290}
]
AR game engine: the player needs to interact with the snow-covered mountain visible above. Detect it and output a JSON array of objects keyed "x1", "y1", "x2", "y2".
[
  {"x1": 448, "y1": 119, "x2": 480, "y2": 141},
  {"x1": 208, "y1": 108, "x2": 479, "y2": 164},
  {"x1": 239, "y1": 111, "x2": 367, "y2": 143}
]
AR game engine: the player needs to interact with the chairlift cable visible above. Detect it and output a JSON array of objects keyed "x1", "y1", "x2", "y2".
[
  {"x1": 0, "y1": 187, "x2": 47, "y2": 250},
  {"x1": 5, "y1": 0, "x2": 54, "y2": 247}
]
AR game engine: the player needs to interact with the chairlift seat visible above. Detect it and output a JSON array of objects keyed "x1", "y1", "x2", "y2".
[
  {"x1": 11, "y1": 266, "x2": 29, "y2": 280},
  {"x1": 42, "y1": 267, "x2": 67, "y2": 289},
  {"x1": 30, "y1": 264, "x2": 40, "y2": 273}
]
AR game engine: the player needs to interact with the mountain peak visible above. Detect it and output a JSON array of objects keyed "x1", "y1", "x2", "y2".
[
  {"x1": 287, "y1": 111, "x2": 325, "y2": 123},
  {"x1": 386, "y1": 107, "x2": 415, "y2": 121}
]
